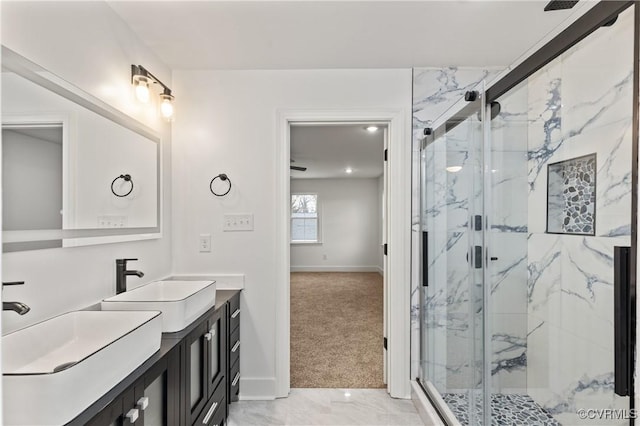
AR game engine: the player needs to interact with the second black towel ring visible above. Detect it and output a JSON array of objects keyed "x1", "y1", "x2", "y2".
[
  {"x1": 210, "y1": 173, "x2": 232, "y2": 197},
  {"x1": 111, "y1": 174, "x2": 134, "y2": 197}
]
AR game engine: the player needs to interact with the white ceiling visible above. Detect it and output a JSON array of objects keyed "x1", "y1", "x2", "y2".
[
  {"x1": 290, "y1": 124, "x2": 385, "y2": 179},
  {"x1": 107, "y1": 1, "x2": 578, "y2": 70}
]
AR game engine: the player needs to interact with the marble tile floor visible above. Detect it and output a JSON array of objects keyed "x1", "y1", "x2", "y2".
[{"x1": 227, "y1": 388, "x2": 426, "y2": 426}]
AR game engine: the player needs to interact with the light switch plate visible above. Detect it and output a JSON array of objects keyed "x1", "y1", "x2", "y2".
[
  {"x1": 199, "y1": 234, "x2": 211, "y2": 252},
  {"x1": 223, "y1": 214, "x2": 254, "y2": 231}
]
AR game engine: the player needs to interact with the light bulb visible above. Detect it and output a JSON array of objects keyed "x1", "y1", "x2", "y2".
[
  {"x1": 345, "y1": 167, "x2": 353, "y2": 174},
  {"x1": 135, "y1": 80, "x2": 150, "y2": 103},
  {"x1": 159, "y1": 92, "x2": 174, "y2": 119},
  {"x1": 446, "y1": 166, "x2": 462, "y2": 173},
  {"x1": 366, "y1": 126, "x2": 378, "y2": 133},
  {"x1": 160, "y1": 97, "x2": 174, "y2": 119}
]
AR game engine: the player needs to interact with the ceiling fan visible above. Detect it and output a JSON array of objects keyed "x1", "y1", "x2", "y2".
[{"x1": 290, "y1": 159, "x2": 307, "y2": 172}]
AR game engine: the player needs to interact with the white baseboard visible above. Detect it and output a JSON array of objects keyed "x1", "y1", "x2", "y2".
[
  {"x1": 238, "y1": 377, "x2": 277, "y2": 400},
  {"x1": 290, "y1": 266, "x2": 380, "y2": 273},
  {"x1": 377, "y1": 266, "x2": 384, "y2": 276}
]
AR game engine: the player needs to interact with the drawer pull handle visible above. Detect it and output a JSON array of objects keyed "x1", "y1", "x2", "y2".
[
  {"x1": 231, "y1": 308, "x2": 240, "y2": 319},
  {"x1": 204, "y1": 332, "x2": 212, "y2": 341},
  {"x1": 125, "y1": 408, "x2": 139, "y2": 423},
  {"x1": 136, "y1": 396, "x2": 149, "y2": 411},
  {"x1": 202, "y1": 401, "x2": 218, "y2": 424},
  {"x1": 231, "y1": 341, "x2": 240, "y2": 353},
  {"x1": 232, "y1": 372, "x2": 240, "y2": 386}
]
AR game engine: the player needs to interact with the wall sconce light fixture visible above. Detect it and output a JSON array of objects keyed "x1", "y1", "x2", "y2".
[{"x1": 131, "y1": 64, "x2": 175, "y2": 119}]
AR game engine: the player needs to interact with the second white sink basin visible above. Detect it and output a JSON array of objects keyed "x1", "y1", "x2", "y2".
[
  {"x1": 3, "y1": 310, "x2": 162, "y2": 425},
  {"x1": 102, "y1": 280, "x2": 216, "y2": 332}
]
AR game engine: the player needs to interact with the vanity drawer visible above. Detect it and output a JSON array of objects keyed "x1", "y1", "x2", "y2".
[
  {"x1": 195, "y1": 380, "x2": 225, "y2": 426},
  {"x1": 228, "y1": 294, "x2": 240, "y2": 333},
  {"x1": 229, "y1": 360, "x2": 240, "y2": 402},
  {"x1": 229, "y1": 326, "x2": 240, "y2": 368},
  {"x1": 208, "y1": 398, "x2": 226, "y2": 426}
]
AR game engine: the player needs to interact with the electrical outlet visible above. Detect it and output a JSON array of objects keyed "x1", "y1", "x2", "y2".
[
  {"x1": 223, "y1": 214, "x2": 254, "y2": 231},
  {"x1": 98, "y1": 215, "x2": 127, "y2": 228},
  {"x1": 199, "y1": 234, "x2": 211, "y2": 252}
]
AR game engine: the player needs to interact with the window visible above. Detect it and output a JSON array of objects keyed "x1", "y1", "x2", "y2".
[{"x1": 291, "y1": 194, "x2": 319, "y2": 243}]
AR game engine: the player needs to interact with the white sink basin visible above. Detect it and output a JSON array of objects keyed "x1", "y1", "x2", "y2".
[
  {"x1": 3, "y1": 310, "x2": 162, "y2": 425},
  {"x1": 101, "y1": 280, "x2": 216, "y2": 332}
]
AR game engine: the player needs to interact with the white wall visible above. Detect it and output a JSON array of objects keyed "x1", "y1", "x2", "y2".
[
  {"x1": 290, "y1": 178, "x2": 380, "y2": 272},
  {"x1": 1, "y1": 1, "x2": 173, "y2": 334},
  {"x1": 2, "y1": 130, "x2": 62, "y2": 231},
  {"x1": 171, "y1": 68, "x2": 411, "y2": 397}
]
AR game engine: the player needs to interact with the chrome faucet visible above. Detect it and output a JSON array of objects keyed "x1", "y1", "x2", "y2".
[
  {"x1": 2, "y1": 281, "x2": 31, "y2": 315},
  {"x1": 115, "y1": 258, "x2": 144, "y2": 294}
]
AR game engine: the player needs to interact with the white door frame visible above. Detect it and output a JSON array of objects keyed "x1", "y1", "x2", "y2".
[{"x1": 275, "y1": 109, "x2": 411, "y2": 399}]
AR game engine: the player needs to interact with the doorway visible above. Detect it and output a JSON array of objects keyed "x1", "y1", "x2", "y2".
[
  {"x1": 274, "y1": 109, "x2": 411, "y2": 399},
  {"x1": 289, "y1": 123, "x2": 387, "y2": 388}
]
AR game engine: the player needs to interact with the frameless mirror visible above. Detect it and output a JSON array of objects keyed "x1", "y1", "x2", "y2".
[{"x1": 1, "y1": 46, "x2": 161, "y2": 252}]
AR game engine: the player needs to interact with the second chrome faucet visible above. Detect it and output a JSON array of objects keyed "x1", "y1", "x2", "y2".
[{"x1": 115, "y1": 258, "x2": 144, "y2": 294}]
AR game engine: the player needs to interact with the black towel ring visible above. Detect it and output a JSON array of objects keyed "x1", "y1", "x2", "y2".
[
  {"x1": 210, "y1": 173, "x2": 232, "y2": 197},
  {"x1": 111, "y1": 174, "x2": 134, "y2": 197}
]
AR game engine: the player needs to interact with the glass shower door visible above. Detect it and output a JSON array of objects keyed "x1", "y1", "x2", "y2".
[
  {"x1": 486, "y1": 6, "x2": 635, "y2": 425},
  {"x1": 419, "y1": 86, "x2": 488, "y2": 425}
]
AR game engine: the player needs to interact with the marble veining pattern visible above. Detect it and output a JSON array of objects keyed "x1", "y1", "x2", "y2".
[
  {"x1": 227, "y1": 389, "x2": 424, "y2": 426},
  {"x1": 413, "y1": 7, "x2": 634, "y2": 426},
  {"x1": 525, "y1": 8, "x2": 634, "y2": 425},
  {"x1": 411, "y1": 67, "x2": 502, "y2": 381},
  {"x1": 487, "y1": 76, "x2": 530, "y2": 394}
]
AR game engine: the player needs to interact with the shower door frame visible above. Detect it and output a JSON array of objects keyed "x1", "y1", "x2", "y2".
[{"x1": 418, "y1": 87, "x2": 489, "y2": 425}]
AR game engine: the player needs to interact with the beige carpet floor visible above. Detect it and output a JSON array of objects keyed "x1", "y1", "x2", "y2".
[{"x1": 290, "y1": 272, "x2": 385, "y2": 389}]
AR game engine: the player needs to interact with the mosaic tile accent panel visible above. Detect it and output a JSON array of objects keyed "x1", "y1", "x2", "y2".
[
  {"x1": 546, "y1": 154, "x2": 596, "y2": 235},
  {"x1": 442, "y1": 393, "x2": 561, "y2": 426}
]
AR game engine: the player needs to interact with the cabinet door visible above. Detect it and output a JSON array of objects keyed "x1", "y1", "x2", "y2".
[
  {"x1": 86, "y1": 396, "x2": 125, "y2": 426},
  {"x1": 185, "y1": 320, "x2": 209, "y2": 424},
  {"x1": 87, "y1": 386, "x2": 138, "y2": 426},
  {"x1": 207, "y1": 308, "x2": 226, "y2": 400},
  {"x1": 139, "y1": 347, "x2": 179, "y2": 426},
  {"x1": 140, "y1": 357, "x2": 168, "y2": 426}
]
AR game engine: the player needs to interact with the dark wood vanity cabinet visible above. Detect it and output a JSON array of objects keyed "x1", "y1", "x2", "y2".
[
  {"x1": 185, "y1": 306, "x2": 226, "y2": 425},
  {"x1": 142, "y1": 349, "x2": 180, "y2": 425},
  {"x1": 85, "y1": 383, "x2": 141, "y2": 426},
  {"x1": 86, "y1": 346, "x2": 179, "y2": 426},
  {"x1": 227, "y1": 292, "x2": 241, "y2": 406},
  {"x1": 77, "y1": 290, "x2": 239, "y2": 426}
]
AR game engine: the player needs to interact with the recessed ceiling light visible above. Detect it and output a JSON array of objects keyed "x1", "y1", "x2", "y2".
[
  {"x1": 446, "y1": 166, "x2": 463, "y2": 173},
  {"x1": 366, "y1": 126, "x2": 378, "y2": 133},
  {"x1": 345, "y1": 167, "x2": 353, "y2": 174}
]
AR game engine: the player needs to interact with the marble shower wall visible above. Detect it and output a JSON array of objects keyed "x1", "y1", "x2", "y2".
[
  {"x1": 489, "y1": 80, "x2": 530, "y2": 394},
  {"x1": 524, "y1": 8, "x2": 634, "y2": 425},
  {"x1": 412, "y1": 67, "x2": 502, "y2": 386}
]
